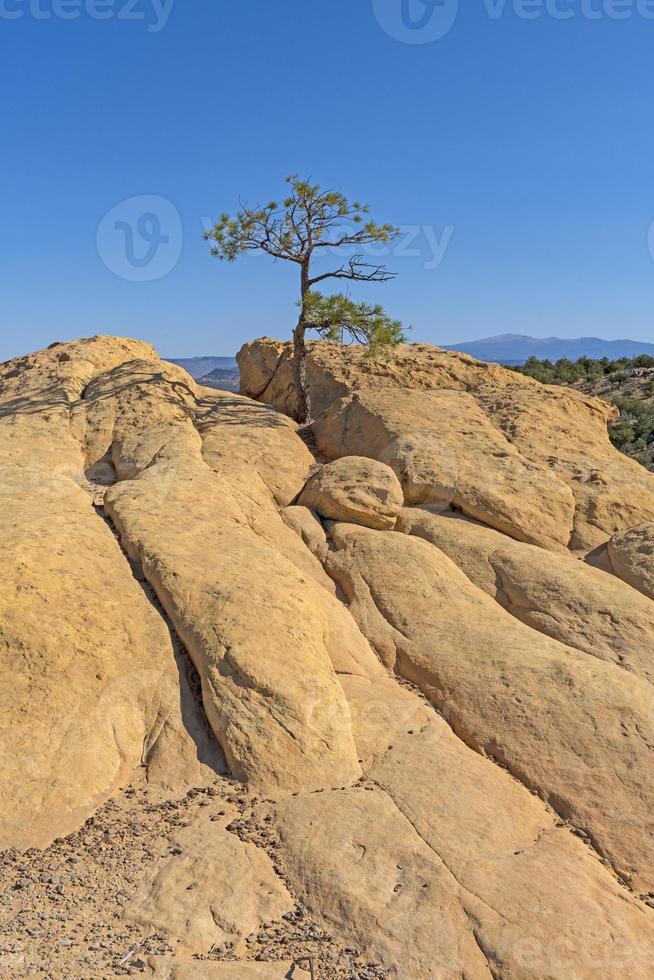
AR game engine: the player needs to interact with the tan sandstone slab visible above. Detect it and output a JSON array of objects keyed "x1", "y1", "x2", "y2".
[
  {"x1": 609, "y1": 522, "x2": 654, "y2": 601},
  {"x1": 335, "y1": 668, "x2": 654, "y2": 976},
  {"x1": 326, "y1": 521, "x2": 654, "y2": 893},
  {"x1": 398, "y1": 507, "x2": 654, "y2": 685},
  {"x1": 130, "y1": 805, "x2": 292, "y2": 956},
  {"x1": 0, "y1": 337, "x2": 220, "y2": 849},
  {"x1": 369, "y1": 720, "x2": 654, "y2": 979},
  {"x1": 271, "y1": 776, "x2": 654, "y2": 980},
  {"x1": 82, "y1": 360, "x2": 363, "y2": 794},
  {"x1": 272, "y1": 787, "x2": 493, "y2": 979},
  {"x1": 313, "y1": 388, "x2": 575, "y2": 550}
]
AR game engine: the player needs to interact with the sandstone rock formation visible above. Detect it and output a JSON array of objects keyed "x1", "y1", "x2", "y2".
[
  {"x1": 281, "y1": 504, "x2": 329, "y2": 562},
  {"x1": 609, "y1": 521, "x2": 654, "y2": 600},
  {"x1": 130, "y1": 802, "x2": 293, "y2": 954},
  {"x1": 325, "y1": 520, "x2": 654, "y2": 892},
  {"x1": 2, "y1": 334, "x2": 654, "y2": 978},
  {"x1": 398, "y1": 507, "x2": 654, "y2": 685},
  {"x1": 239, "y1": 338, "x2": 654, "y2": 551},
  {"x1": 298, "y1": 455, "x2": 403, "y2": 530},
  {"x1": 0, "y1": 338, "x2": 223, "y2": 852}
]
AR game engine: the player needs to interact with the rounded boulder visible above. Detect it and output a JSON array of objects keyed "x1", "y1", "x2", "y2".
[{"x1": 298, "y1": 456, "x2": 404, "y2": 530}]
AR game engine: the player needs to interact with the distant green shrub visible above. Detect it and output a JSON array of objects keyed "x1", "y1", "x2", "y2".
[{"x1": 513, "y1": 353, "x2": 654, "y2": 469}]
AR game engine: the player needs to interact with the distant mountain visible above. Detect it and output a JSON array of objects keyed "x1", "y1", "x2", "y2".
[
  {"x1": 198, "y1": 366, "x2": 240, "y2": 393},
  {"x1": 166, "y1": 356, "x2": 237, "y2": 379},
  {"x1": 443, "y1": 334, "x2": 654, "y2": 365}
]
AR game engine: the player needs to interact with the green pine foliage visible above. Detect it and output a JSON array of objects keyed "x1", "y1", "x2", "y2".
[
  {"x1": 302, "y1": 290, "x2": 405, "y2": 353},
  {"x1": 205, "y1": 176, "x2": 398, "y2": 265}
]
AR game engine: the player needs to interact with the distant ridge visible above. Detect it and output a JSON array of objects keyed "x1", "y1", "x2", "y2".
[
  {"x1": 166, "y1": 356, "x2": 237, "y2": 379},
  {"x1": 443, "y1": 334, "x2": 654, "y2": 364},
  {"x1": 198, "y1": 366, "x2": 240, "y2": 393}
]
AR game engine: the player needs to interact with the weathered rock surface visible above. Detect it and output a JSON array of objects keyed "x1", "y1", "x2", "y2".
[
  {"x1": 239, "y1": 339, "x2": 654, "y2": 551},
  {"x1": 87, "y1": 363, "x2": 362, "y2": 794},
  {"x1": 272, "y1": 778, "x2": 654, "y2": 979},
  {"x1": 281, "y1": 504, "x2": 329, "y2": 562},
  {"x1": 3, "y1": 335, "x2": 654, "y2": 978},
  {"x1": 326, "y1": 521, "x2": 654, "y2": 892},
  {"x1": 0, "y1": 338, "x2": 222, "y2": 850},
  {"x1": 609, "y1": 522, "x2": 654, "y2": 600},
  {"x1": 368, "y1": 720, "x2": 654, "y2": 979},
  {"x1": 130, "y1": 803, "x2": 292, "y2": 954},
  {"x1": 273, "y1": 787, "x2": 492, "y2": 979},
  {"x1": 325, "y1": 673, "x2": 654, "y2": 977},
  {"x1": 314, "y1": 388, "x2": 575, "y2": 549},
  {"x1": 298, "y1": 455, "x2": 404, "y2": 530},
  {"x1": 399, "y1": 507, "x2": 654, "y2": 685}
]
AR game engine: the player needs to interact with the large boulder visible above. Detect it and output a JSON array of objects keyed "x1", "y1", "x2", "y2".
[
  {"x1": 609, "y1": 522, "x2": 654, "y2": 600},
  {"x1": 298, "y1": 455, "x2": 404, "y2": 530}
]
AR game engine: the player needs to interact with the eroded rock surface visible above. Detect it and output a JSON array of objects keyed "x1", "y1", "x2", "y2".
[
  {"x1": 298, "y1": 455, "x2": 404, "y2": 530},
  {"x1": 85, "y1": 360, "x2": 362, "y2": 795},
  {"x1": 0, "y1": 338, "x2": 222, "y2": 851},
  {"x1": 609, "y1": 521, "x2": 654, "y2": 600},
  {"x1": 399, "y1": 507, "x2": 654, "y2": 685},
  {"x1": 239, "y1": 339, "x2": 654, "y2": 551},
  {"x1": 326, "y1": 521, "x2": 654, "y2": 893},
  {"x1": 2, "y1": 335, "x2": 654, "y2": 978}
]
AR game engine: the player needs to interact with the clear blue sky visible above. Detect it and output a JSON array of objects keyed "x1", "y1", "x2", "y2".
[{"x1": 2, "y1": 0, "x2": 654, "y2": 359}]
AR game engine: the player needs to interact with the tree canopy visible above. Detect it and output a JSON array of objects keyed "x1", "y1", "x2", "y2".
[{"x1": 205, "y1": 175, "x2": 405, "y2": 421}]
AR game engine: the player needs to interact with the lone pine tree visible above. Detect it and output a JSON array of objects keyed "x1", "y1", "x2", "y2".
[{"x1": 204, "y1": 175, "x2": 405, "y2": 423}]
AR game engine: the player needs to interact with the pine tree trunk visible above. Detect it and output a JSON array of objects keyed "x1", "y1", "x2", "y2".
[
  {"x1": 293, "y1": 320, "x2": 311, "y2": 424},
  {"x1": 293, "y1": 259, "x2": 312, "y2": 424}
]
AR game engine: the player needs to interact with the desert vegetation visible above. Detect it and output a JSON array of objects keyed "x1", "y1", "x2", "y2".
[{"x1": 513, "y1": 354, "x2": 654, "y2": 468}]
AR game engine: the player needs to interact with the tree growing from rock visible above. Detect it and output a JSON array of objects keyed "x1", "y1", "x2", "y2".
[{"x1": 204, "y1": 175, "x2": 405, "y2": 423}]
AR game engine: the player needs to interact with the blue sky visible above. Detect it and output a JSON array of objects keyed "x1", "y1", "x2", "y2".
[{"x1": 2, "y1": 0, "x2": 654, "y2": 359}]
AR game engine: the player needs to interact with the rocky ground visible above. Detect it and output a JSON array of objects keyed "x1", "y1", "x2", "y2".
[{"x1": 0, "y1": 774, "x2": 387, "y2": 979}]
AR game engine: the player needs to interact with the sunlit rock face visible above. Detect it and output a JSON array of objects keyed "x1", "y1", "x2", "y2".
[{"x1": 2, "y1": 334, "x2": 654, "y2": 978}]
